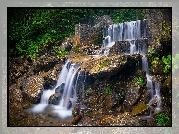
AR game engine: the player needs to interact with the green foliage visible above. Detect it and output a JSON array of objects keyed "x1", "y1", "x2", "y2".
[
  {"x1": 172, "y1": 54, "x2": 179, "y2": 74},
  {"x1": 137, "y1": 77, "x2": 143, "y2": 85},
  {"x1": 148, "y1": 48, "x2": 155, "y2": 56},
  {"x1": 112, "y1": 9, "x2": 146, "y2": 24},
  {"x1": 150, "y1": 57, "x2": 160, "y2": 71},
  {"x1": 99, "y1": 58, "x2": 110, "y2": 70},
  {"x1": 105, "y1": 87, "x2": 112, "y2": 94},
  {"x1": 151, "y1": 57, "x2": 159, "y2": 66},
  {"x1": 8, "y1": 8, "x2": 147, "y2": 59},
  {"x1": 162, "y1": 55, "x2": 171, "y2": 74},
  {"x1": 134, "y1": 77, "x2": 144, "y2": 86},
  {"x1": 155, "y1": 113, "x2": 170, "y2": 126},
  {"x1": 161, "y1": 20, "x2": 171, "y2": 40},
  {"x1": 72, "y1": 111, "x2": 75, "y2": 117},
  {"x1": 52, "y1": 46, "x2": 68, "y2": 58}
]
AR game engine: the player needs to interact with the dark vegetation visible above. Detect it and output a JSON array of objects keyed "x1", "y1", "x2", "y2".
[{"x1": 8, "y1": 8, "x2": 146, "y2": 59}]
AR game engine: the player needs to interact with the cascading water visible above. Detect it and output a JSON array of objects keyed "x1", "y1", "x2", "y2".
[
  {"x1": 28, "y1": 18, "x2": 158, "y2": 124},
  {"x1": 102, "y1": 20, "x2": 145, "y2": 55},
  {"x1": 142, "y1": 55, "x2": 162, "y2": 116},
  {"x1": 130, "y1": 40, "x2": 136, "y2": 54},
  {"x1": 30, "y1": 59, "x2": 84, "y2": 119}
]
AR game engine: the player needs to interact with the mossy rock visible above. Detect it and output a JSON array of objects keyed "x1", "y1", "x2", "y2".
[{"x1": 131, "y1": 102, "x2": 149, "y2": 115}]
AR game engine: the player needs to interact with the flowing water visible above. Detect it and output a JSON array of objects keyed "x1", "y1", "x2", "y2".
[
  {"x1": 102, "y1": 19, "x2": 147, "y2": 55},
  {"x1": 30, "y1": 60, "x2": 84, "y2": 119},
  {"x1": 141, "y1": 55, "x2": 162, "y2": 117},
  {"x1": 29, "y1": 19, "x2": 161, "y2": 122}
]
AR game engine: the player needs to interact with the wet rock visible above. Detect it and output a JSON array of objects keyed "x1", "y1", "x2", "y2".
[
  {"x1": 67, "y1": 101, "x2": 72, "y2": 110},
  {"x1": 55, "y1": 83, "x2": 65, "y2": 94},
  {"x1": 109, "y1": 41, "x2": 126, "y2": 54},
  {"x1": 48, "y1": 93, "x2": 62, "y2": 105}
]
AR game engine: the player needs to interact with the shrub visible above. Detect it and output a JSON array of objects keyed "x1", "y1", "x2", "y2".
[{"x1": 155, "y1": 112, "x2": 170, "y2": 126}]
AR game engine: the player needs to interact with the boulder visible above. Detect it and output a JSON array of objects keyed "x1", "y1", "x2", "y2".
[
  {"x1": 22, "y1": 75, "x2": 44, "y2": 104},
  {"x1": 55, "y1": 83, "x2": 65, "y2": 94},
  {"x1": 48, "y1": 93, "x2": 62, "y2": 105},
  {"x1": 123, "y1": 87, "x2": 140, "y2": 112}
]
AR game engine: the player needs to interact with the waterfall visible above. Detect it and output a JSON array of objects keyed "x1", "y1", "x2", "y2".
[
  {"x1": 102, "y1": 19, "x2": 145, "y2": 55},
  {"x1": 129, "y1": 40, "x2": 136, "y2": 54},
  {"x1": 30, "y1": 60, "x2": 84, "y2": 119},
  {"x1": 59, "y1": 62, "x2": 82, "y2": 109},
  {"x1": 142, "y1": 55, "x2": 162, "y2": 116}
]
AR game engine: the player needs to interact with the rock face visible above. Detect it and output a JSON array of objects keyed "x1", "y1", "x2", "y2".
[
  {"x1": 146, "y1": 9, "x2": 171, "y2": 44},
  {"x1": 109, "y1": 41, "x2": 126, "y2": 54},
  {"x1": 60, "y1": 37, "x2": 73, "y2": 51},
  {"x1": 22, "y1": 75, "x2": 44, "y2": 104},
  {"x1": 71, "y1": 15, "x2": 114, "y2": 55},
  {"x1": 123, "y1": 87, "x2": 140, "y2": 112}
]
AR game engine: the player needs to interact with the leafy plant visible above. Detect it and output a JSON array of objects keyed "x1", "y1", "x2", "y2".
[
  {"x1": 148, "y1": 48, "x2": 155, "y2": 56},
  {"x1": 105, "y1": 87, "x2": 112, "y2": 94},
  {"x1": 137, "y1": 77, "x2": 143, "y2": 85},
  {"x1": 150, "y1": 57, "x2": 160, "y2": 71},
  {"x1": 162, "y1": 55, "x2": 171, "y2": 74},
  {"x1": 155, "y1": 112, "x2": 170, "y2": 126},
  {"x1": 134, "y1": 77, "x2": 144, "y2": 86},
  {"x1": 151, "y1": 57, "x2": 160, "y2": 66},
  {"x1": 119, "y1": 56, "x2": 127, "y2": 65},
  {"x1": 52, "y1": 46, "x2": 68, "y2": 58}
]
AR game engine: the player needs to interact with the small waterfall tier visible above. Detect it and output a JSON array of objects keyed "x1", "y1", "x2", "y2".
[
  {"x1": 30, "y1": 60, "x2": 85, "y2": 119},
  {"x1": 101, "y1": 19, "x2": 148, "y2": 55}
]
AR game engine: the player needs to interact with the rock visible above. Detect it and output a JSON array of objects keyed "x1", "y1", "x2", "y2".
[
  {"x1": 55, "y1": 83, "x2": 65, "y2": 94},
  {"x1": 48, "y1": 93, "x2": 62, "y2": 105},
  {"x1": 131, "y1": 102, "x2": 149, "y2": 116},
  {"x1": 9, "y1": 84, "x2": 23, "y2": 103},
  {"x1": 109, "y1": 41, "x2": 126, "y2": 54},
  {"x1": 151, "y1": 60, "x2": 164, "y2": 75},
  {"x1": 123, "y1": 87, "x2": 140, "y2": 112},
  {"x1": 66, "y1": 115, "x2": 82, "y2": 126},
  {"x1": 99, "y1": 113, "x2": 141, "y2": 126},
  {"x1": 61, "y1": 37, "x2": 73, "y2": 51},
  {"x1": 161, "y1": 74, "x2": 171, "y2": 94},
  {"x1": 22, "y1": 75, "x2": 44, "y2": 104}
]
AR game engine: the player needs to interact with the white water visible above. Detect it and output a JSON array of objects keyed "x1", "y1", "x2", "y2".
[
  {"x1": 142, "y1": 55, "x2": 162, "y2": 116},
  {"x1": 30, "y1": 60, "x2": 83, "y2": 119},
  {"x1": 102, "y1": 20, "x2": 144, "y2": 55},
  {"x1": 130, "y1": 40, "x2": 136, "y2": 54}
]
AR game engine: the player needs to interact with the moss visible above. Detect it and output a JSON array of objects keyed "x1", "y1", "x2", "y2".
[{"x1": 131, "y1": 102, "x2": 149, "y2": 115}]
